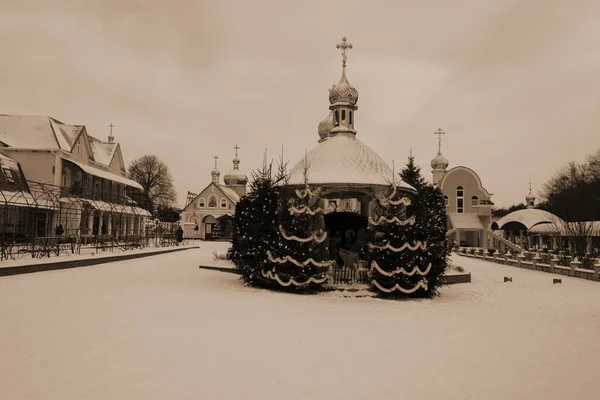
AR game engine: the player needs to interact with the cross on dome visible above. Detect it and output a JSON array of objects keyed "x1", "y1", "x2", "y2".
[
  {"x1": 434, "y1": 128, "x2": 445, "y2": 154},
  {"x1": 213, "y1": 155, "x2": 219, "y2": 169},
  {"x1": 529, "y1": 181, "x2": 532, "y2": 191},
  {"x1": 108, "y1": 123, "x2": 115, "y2": 143},
  {"x1": 234, "y1": 144, "x2": 240, "y2": 158},
  {"x1": 336, "y1": 37, "x2": 353, "y2": 69}
]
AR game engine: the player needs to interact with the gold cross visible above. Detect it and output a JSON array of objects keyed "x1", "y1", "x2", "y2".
[
  {"x1": 336, "y1": 37, "x2": 353, "y2": 68},
  {"x1": 234, "y1": 144, "x2": 240, "y2": 158},
  {"x1": 434, "y1": 128, "x2": 445, "y2": 154},
  {"x1": 213, "y1": 155, "x2": 219, "y2": 169}
]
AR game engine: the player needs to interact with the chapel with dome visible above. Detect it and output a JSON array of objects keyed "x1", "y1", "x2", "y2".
[{"x1": 286, "y1": 37, "x2": 414, "y2": 262}]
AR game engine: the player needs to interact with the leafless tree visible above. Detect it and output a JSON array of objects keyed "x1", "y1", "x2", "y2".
[{"x1": 128, "y1": 155, "x2": 177, "y2": 212}]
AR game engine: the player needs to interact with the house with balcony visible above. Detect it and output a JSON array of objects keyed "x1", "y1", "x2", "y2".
[{"x1": 0, "y1": 114, "x2": 150, "y2": 240}]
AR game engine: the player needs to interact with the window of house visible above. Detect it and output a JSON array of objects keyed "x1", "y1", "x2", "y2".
[
  {"x1": 220, "y1": 199, "x2": 227, "y2": 208},
  {"x1": 471, "y1": 196, "x2": 479, "y2": 206},
  {"x1": 334, "y1": 111, "x2": 339, "y2": 126},
  {"x1": 349, "y1": 111, "x2": 353, "y2": 125},
  {"x1": 198, "y1": 198, "x2": 205, "y2": 208},
  {"x1": 208, "y1": 196, "x2": 217, "y2": 208},
  {"x1": 341, "y1": 110, "x2": 346, "y2": 120},
  {"x1": 456, "y1": 186, "x2": 464, "y2": 213},
  {"x1": 3, "y1": 168, "x2": 15, "y2": 183}
]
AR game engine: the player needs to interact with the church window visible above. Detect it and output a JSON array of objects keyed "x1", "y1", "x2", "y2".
[
  {"x1": 334, "y1": 111, "x2": 339, "y2": 126},
  {"x1": 471, "y1": 196, "x2": 479, "y2": 206},
  {"x1": 198, "y1": 198, "x2": 206, "y2": 208},
  {"x1": 456, "y1": 186, "x2": 464, "y2": 213},
  {"x1": 208, "y1": 195, "x2": 217, "y2": 208},
  {"x1": 349, "y1": 111, "x2": 353, "y2": 125},
  {"x1": 220, "y1": 199, "x2": 227, "y2": 208},
  {"x1": 342, "y1": 110, "x2": 346, "y2": 120}
]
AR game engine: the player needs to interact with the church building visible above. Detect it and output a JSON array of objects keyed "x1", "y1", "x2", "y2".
[
  {"x1": 430, "y1": 130, "x2": 495, "y2": 248},
  {"x1": 180, "y1": 146, "x2": 248, "y2": 240}
]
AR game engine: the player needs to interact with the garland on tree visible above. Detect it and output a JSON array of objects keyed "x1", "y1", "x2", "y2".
[
  {"x1": 262, "y1": 182, "x2": 331, "y2": 290},
  {"x1": 367, "y1": 154, "x2": 449, "y2": 298}
]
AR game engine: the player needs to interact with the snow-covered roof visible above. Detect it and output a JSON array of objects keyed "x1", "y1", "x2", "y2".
[
  {"x1": 64, "y1": 158, "x2": 143, "y2": 190},
  {"x1": 0, "y1": 114, "x2": 84, "y2": 151},
  {"x1": 88, "y1": 136, "x2": 117, "y2": 166},
  {"x1": 496, "y1": 209, "x2": 561, "y2": 230},
  {"x1": 448, "y1": 213, "x2": 485, "y2": 230},
  {"x1": 218, "y1": 185, "x2": 241, "y2": 203},
  {"x1": 528, "y1": 221, "x2": 600, "y2": 236},
  {"x1": 288, "y1": 135, "x2": 412, "y2": 189}
]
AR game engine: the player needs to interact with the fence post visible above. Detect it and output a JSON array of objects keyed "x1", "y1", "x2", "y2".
[
  {"x1": 570, "y1": 257, "x2": 581, "y2": 277},
  {"x1": 550, "y1": 256, "x2": 559, "y2": 274},
  {"x1": 594, "y1": 259, "x2": 600, "y2": 281}
]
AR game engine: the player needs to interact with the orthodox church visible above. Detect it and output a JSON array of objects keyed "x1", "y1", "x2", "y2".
[
  {"x1": 179, "y1": 146, "x2": 248, "y2": 240},
  {"x1": 429, "y1": 130, "x2": 495, "y2": 248}
]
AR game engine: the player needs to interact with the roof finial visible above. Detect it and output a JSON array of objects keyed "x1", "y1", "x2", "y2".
[
  {"x1": 234, "y1": 144, "x2": 240, "y2": 159},
  {"x1": 529, "y1": 181, "x2": 532, "y2": 192},
  {"x1": 213, "y1": 155, "x2": 219, "y2": 170},
  {"x1": 336, "y1": 37, "x2": 353, "y2": 70},
  {"x1": 434, "y1": 128, "x2": 445, "y2": 155},
  {"x1": 108, "y1": 123, "x2": 115, "y2": 143}
]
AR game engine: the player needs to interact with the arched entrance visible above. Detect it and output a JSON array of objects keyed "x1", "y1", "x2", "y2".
[
  {"x1": 324, "y1": 212, "x2": 368, "y2": 265},
  {"x1": 202, "y1": 215, "x2": 217, "y2": 240}
]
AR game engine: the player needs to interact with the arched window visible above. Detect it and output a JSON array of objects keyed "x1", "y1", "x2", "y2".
[
  {"x1": 471, "y1": 196, "x2": 479, "y2": 206},
  {"x1": 334, "y1": 111, "x2": 339, "y2": 126},
  {"x1": 220, "y1": 198, "x2": 227, "y2": 208},
  {"x1": 208, "y1": 195, "x2": 217, "y2": 208},
  {"x1": 342, "y1": 110, "x2": 346, "y2": 121},
  {"x1": 456, "y1": 186, "x2": 464, "y2": 213},
  {"x1": 198, "y1": 198, "x2": 206, "y2": 208},
  {"x1": 349, "y1": 111, "x2": 353, "y2": 125}
]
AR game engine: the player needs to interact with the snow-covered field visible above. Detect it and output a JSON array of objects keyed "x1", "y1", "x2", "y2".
[{"x1": 1, "y1": 242, "x2": 599, "y2": 400}]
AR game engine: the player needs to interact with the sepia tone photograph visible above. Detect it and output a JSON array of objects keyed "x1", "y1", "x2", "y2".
[{"x1": 1, "y1": 1, "x2": 599, "y2": 399}]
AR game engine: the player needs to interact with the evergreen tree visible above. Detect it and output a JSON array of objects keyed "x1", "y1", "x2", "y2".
[
  {"x1": 367, "y1": 155, "x2": 448, "y2": 298},
  {"x1": 400, "y1": 154, "x2": 449, "y2": 297},
  {"x1": 228, "y1": 152, "x2": 288, "y2": 287},
  {"x1": 262, "y1": 162, "x2": 330, "y2": 291}
]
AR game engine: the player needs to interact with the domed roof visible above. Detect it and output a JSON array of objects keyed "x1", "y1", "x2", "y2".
[
  {"x1": 288, "y1": 135, "x2": 412, "y2": 189},
  {"x1": 318, "y1": 111, "x2": 335, "y2": 140},
  {"x1": 496, "y1": 208, "x2": 561, "y2": 230},
  {"x1": 224, "y1": 169, "x2": 248, "y2": 186},
  {"x1": 525, "y1": 190, "x2": 535, "y2": 201},
  {"x1": 430, "y1": 153, "x2": 449, "y2": 170},
  {"x1": 329, "y1": 71, "x2": 358, "y2": 105}
]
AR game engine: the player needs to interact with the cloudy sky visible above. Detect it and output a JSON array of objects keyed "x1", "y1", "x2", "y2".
[{"x1": 1, "y1": 0, "x2": 599, "y2": 207}]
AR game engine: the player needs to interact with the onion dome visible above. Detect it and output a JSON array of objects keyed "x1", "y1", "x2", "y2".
[
  {"x1": 211, "y1": 155, "x2": 220, "y2": 183},
  {"x1": 526, "y1": 183, "x2": 535, "y2": 208},
  {"x1": 430, "y1": 152, "x2": 449, "y2": 170},
  {"x1": 318, "y1": 111, "x2": 335, "y2": 141},
  {"x1": 223, "y1": 146, "x2": 248, "y2": 186},
  {"x1": 329, "y1": 70, "x2": 359, "y2": 105}
]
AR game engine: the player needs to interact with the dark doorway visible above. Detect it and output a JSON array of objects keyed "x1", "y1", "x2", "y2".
[{"x1": 324, "y1": 212, "x2": 368, "y2": 264}]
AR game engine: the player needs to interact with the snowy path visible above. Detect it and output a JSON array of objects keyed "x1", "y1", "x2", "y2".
[{"x1": 1, "y1": 243, "x2": 599, "y2": 400}]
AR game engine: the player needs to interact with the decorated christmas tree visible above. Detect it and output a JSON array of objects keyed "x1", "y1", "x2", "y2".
[
  {"x1": 262, "y1": 159, "x2": 331, "y2": 291},
  {"x1": 228, "y1": 151, "x2": 288, "y2": 287},
  {"x1": 399, "y1": 154, "x2": 449, "y2": 297},
  {"x1": 367, "y1": 180, "x2": 430, "y2": 297},
  {"x1": 212, "y1": 220, "x2": 223, "y2": 240}
]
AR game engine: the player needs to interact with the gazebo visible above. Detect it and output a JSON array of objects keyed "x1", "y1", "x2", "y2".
[{"x1": 283, "y1": 37, "x2": 414, "y2": 278}]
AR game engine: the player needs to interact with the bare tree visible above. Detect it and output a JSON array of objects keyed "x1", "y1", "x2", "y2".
[{"x1": 128, "y1": 155, "x2": 177, "y2": 212}]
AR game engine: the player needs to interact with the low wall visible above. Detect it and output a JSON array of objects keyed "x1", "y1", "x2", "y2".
[
  {"x1": 0, "y1": 246, "x2": 199, "y2": 277},
  {"x1": 457, "y1": 252, "x2": 600, "y2": 282}
]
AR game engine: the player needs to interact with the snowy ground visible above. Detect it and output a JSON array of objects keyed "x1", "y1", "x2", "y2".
[{"x1": 1, "y1": 242, "x2": 599, "y2": 400}]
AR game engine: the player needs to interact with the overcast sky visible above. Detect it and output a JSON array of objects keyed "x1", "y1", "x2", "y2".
[{"x1": 1, "y1": 0, "x2": 599, "y2": 207}]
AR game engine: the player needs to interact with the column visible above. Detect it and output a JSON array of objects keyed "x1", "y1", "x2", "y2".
[
  {"x1": 552, "y1": 235, "x2": 558, "y2": 250},
  {"x1": 128, "y1": 215, "x2": 134, "y2": 235},
  {"x1": 98, "y1": 212, "x2": 104, "y2": 236},
  {"x1": 455, "y1": 229, "x2": 461, "y2": 247},
  {"x1": 107, "y1": 214, "x2": 112, "y2": 236},
  {"x1": 527, "y1": 235, "x2": 532, "y2": 249},
  {"x1": 88, "y1": 212, "x2": 94, "y2": 235},
  {"x1": 482, "y1": 230, "x2": 488, "y2": 251},
  {"x1": 538, "y1": 235, "x2": 543, "y2": 249}
]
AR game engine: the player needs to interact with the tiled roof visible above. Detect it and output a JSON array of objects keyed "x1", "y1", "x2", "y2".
[{"x1": 218, "y1": 185, "x2": 240, "y2": 203}]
